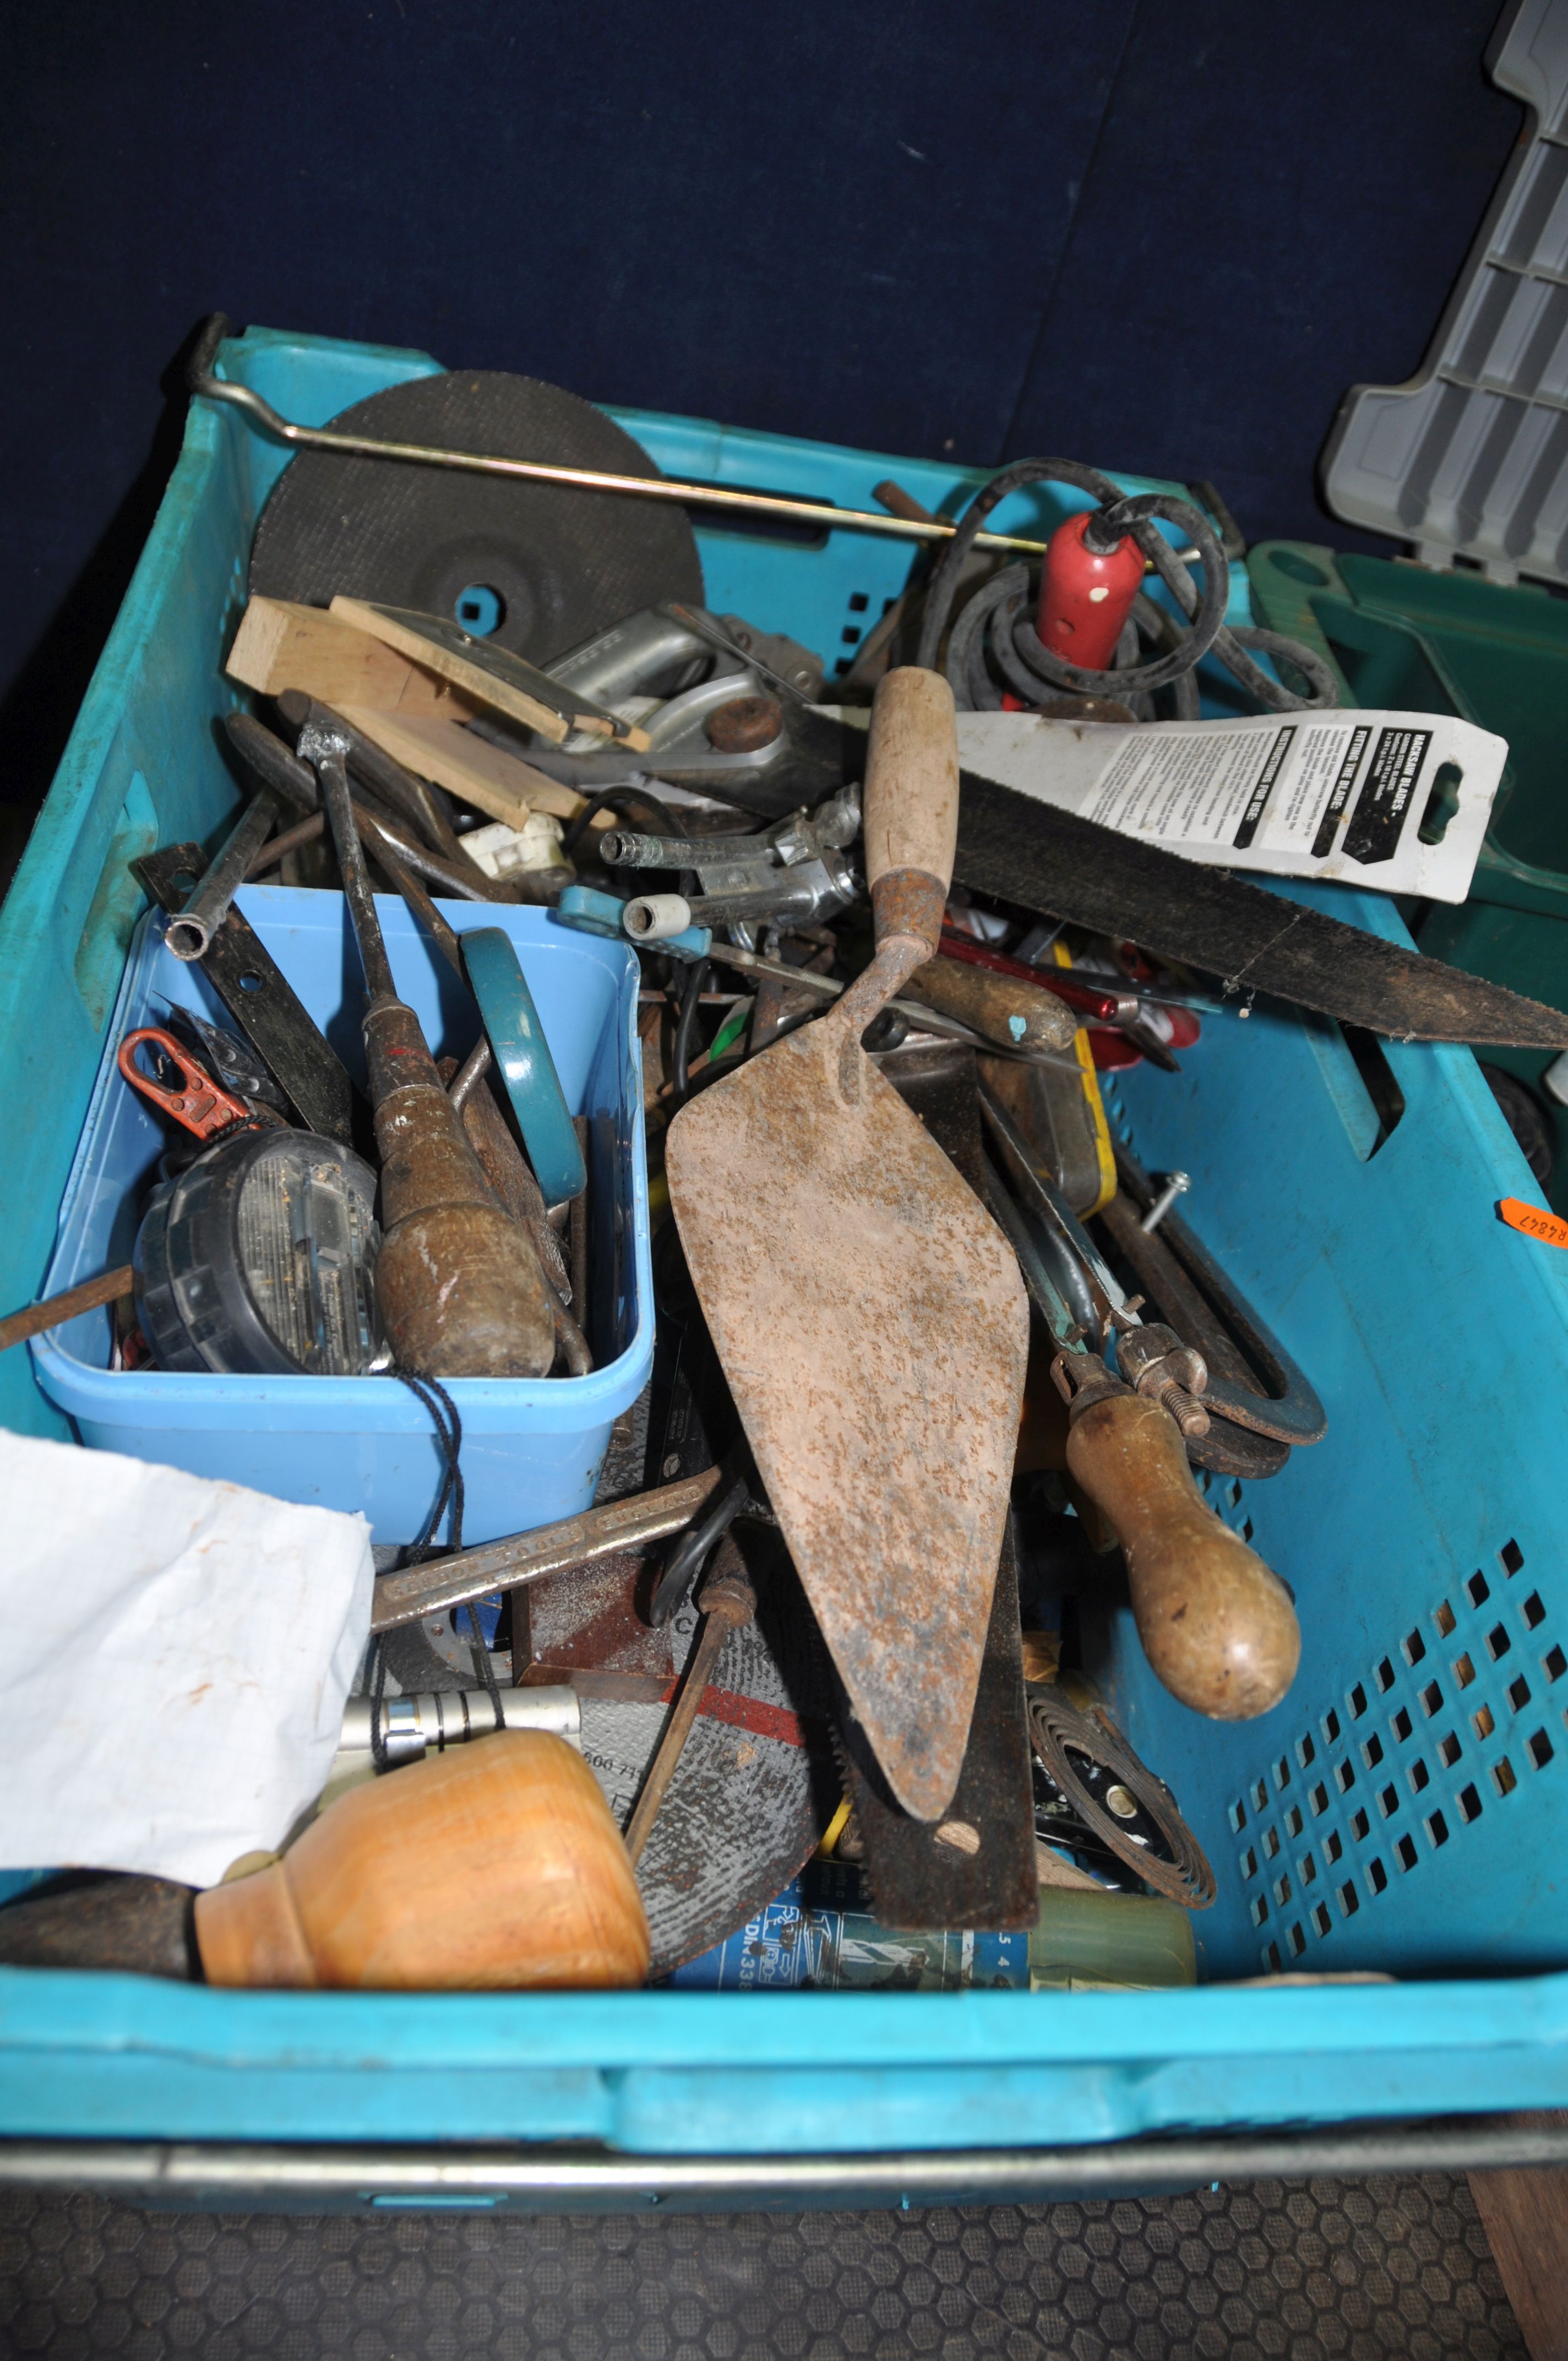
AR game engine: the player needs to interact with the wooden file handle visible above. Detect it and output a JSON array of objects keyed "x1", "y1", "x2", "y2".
[{"x1": 1066, "y1": 1391, "x2": 1300, "y2": 1720}]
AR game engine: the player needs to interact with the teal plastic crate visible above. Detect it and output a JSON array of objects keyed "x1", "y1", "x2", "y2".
[{"x1": 2, "y1": 325, "x2": 1567, "y2": 2177}]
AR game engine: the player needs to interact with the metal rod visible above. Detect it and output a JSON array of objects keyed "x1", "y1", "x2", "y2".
[
  {"x1": 358, "y1": 807, "x2": 486, "y2": 925},
  {"x1": 313, "y1": 739, "x2": 398, "y2": 1002},
  {"x1": 370, "y1": 1468, "x2": 726, "y2": 1631},
  {"x1": 602, "y1": 827, "x2": 774, "y2": 871},
  {"x1": 246, "y1": 811, "x2": 325, "y2": 878},
  {"x1": 274, "y1": 693, "x2": 482, "y2": 876},
  {"x1": 448, "y1": 1036, "x2": 491, "y2": 1109},
  {"x1": 189, "y1": 319, "x2": 1049, "y2": 557},
  {"x1": 623, "y1": 1563, "x2": 755, "y2": 1863},
  {"x1": 165, "y1": 791, "x2": 282, "y2": 961},
  {"x1": 0, "y1": 1265, "x2": 134, "y2": 1354},
  {"x1": 13, "y1": 2114, "x2": 1568, "y2": 2209},
  {"x1": 622, "y1": 1614, "x2": 729, "y2": 1864},
  {"x1": 356, "y1": 796, "x2": 500, "y2": 903},
  {"x1": 339, "y1": 1683, "x2": 579, "y2": 1760}
]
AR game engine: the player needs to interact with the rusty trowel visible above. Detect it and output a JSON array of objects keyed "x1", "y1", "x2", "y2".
[{"x1": 665, "y1": 668, "x2": 1030, "y2": 1820}]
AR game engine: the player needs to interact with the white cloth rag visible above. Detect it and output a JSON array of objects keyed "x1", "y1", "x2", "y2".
[{"x1": 0, "y1": 1430, "x2": 373, "y2": 1885}]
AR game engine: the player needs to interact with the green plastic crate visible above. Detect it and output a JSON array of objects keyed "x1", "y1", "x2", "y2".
[{"x1": 1248, "y1": 539, "x2": 1568, "y2": 1201}]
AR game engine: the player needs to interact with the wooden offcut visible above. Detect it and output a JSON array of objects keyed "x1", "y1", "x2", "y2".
[
  {"x1": 1470, "y1": 2121, "x2": 1568, "y2": 2361},
  {"x1": 225, "y1": 596, "x2": 478, "y2": 720},
  {"x1": 336, "y1": 707, "x2": 606, "y2": 834},
  {"x1": 330, "y1": 596, "x2": 652, "y2": 750}
]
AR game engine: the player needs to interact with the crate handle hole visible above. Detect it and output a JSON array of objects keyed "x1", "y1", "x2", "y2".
[{"x1": 1417, "y1": 760, "x2": 1463, "y2": 847}]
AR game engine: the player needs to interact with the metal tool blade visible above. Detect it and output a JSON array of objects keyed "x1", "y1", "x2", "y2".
[
  {"x1": 834, "y1": 1518, "x2": 1038, "y2": 1932},
  {"x1": 951, "y1": 765, "x2": 1568, "y2": 1047},
  {"x1": 665, "y1": 1013, "x2": 1029, "y2": 1823},
  {"x1": 835, "y1": 1041, "x2": 1036, "y2": 1928},
  {"x1": 134, "y1": 845, "x2": 361, "y2": 1144},
  {"x1": 707, "y1": 717, "x2": 1568, "y2": 1047}
]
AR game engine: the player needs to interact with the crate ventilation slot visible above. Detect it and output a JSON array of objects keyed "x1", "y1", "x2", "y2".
[
  {"x1": 830, "y1": 589, "x2": 899, "y2": 677},
  {"x1": 1233, "y1": 1534, "x2": 1556, "y2": 1971}
]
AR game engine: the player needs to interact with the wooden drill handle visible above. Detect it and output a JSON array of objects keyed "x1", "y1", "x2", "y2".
[
  {"x1": 863, "y1": 666, "x2": 959, "y2": 958},
  {"x1": 1066, "y1": 1391, "x2": 1300, "y2": 1720}
]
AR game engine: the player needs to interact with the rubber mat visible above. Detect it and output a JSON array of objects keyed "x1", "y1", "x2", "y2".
[{"x1": 0, "y1": 2174, "x2": 1523, "y2": 2359}]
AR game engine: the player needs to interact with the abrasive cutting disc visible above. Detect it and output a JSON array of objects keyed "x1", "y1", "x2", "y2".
[
  {"x1": 248, "y1": 371, "x2": 705, "y2": 666},
  {"x1": 399, "y1": 1536, "x2": 835, "y2": 1978},
  {"x1": 578, "y1": 1543, "x2": 836, "y2": 1978}
]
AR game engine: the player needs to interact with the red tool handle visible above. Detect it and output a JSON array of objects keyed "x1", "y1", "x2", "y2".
[
  {"x1": 1035, "y1": 509, "x2": 1145, "y2": 670},
  {"x1": 938, "y1": 928, "x2": 1125, "y2": 1022},
  {"x1": 118, "y1": 1028, "x2": 253, "y2": 1141}
]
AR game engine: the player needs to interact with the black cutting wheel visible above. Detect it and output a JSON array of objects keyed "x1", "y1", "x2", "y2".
[{"x1": 248, "y1": 370, "x2": 705, "y2": 666}]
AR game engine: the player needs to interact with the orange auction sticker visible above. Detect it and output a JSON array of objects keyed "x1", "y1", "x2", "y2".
[{"x1": 1498, "y1": 1196, "x2": 1568, "y2": 1248}]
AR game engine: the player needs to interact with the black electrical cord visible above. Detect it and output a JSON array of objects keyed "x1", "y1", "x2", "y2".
[
  {"x1": 671, "y1": 956, "x2": 712, "y2": 1101},
  {"x1": 648, "y1": 1466, "x2": 752, "y2": 1626},
  {"x1": 915, "y1": 456, "x2": 1337, "y2": 714},
  {"x1": 562, "y1": 784, "x2": 684, "y2": 860}
]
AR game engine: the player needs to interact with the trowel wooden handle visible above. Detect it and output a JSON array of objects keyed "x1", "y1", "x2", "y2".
[
  {"x1": 863, "y1": 667, "x2": 959, "y2": 956},
  {"x1": 1065, "y1": 1391, "x2": 1300, "y2": 1720}
]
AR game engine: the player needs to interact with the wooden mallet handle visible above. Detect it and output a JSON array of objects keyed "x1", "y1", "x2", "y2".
[{"x1": 1066, "y1": 1391, "x2": 1300, "y2": 1720}]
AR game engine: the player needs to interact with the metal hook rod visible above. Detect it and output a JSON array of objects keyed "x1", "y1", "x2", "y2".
[{"x1": 188, "y1": 315, "x2": 1050, "y2": 557}]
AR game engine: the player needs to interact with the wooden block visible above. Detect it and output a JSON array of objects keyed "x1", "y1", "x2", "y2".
[
  {"x1": 1470, "y1": 2116, "x2": 1568, "y2": 2360},
  {"x1": 225, "y1": 597, "x2": 477, "y2": 720},
  {"x1": 338, "y1": 708, "x2": 611, "y2": 834},
  {"x1": 331, "y1": 596, "x2": 651, "y2": 752}
]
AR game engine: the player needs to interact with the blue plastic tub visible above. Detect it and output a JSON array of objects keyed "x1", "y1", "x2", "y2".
[
  {"x1": 2, "y1": 321, "x2": 1567, "y2": 2178},
  {"x1": 30, "y1": 890, "x2": 650, "y2": 1546}
]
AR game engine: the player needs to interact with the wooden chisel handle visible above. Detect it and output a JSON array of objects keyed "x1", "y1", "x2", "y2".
[
  {"x1": 1066, "y1": 1391, "x2": 1300, "y2": 1719},
  {"x1": 903, "y1": 955, "x2": 1077, "y2": 1053}
]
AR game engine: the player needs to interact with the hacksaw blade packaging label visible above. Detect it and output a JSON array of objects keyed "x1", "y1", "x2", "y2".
[{"x1": 945, "y1": 709, "x2": 1506, "y2": 903}]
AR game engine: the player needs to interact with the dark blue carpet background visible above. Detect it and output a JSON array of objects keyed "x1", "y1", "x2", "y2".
[{"x1": 1, "y1": 0, "x2": 1523, "y2": 836}]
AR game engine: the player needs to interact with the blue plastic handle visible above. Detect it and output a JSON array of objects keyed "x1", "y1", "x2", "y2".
[
  {"x1": 553, "y1": 884, "x2": 712, "y2": 962},
  {"x1": 460, "y1": 928, "x2": 587, "y2": 1205},
  {"x1": 552, "y1": 884, "x2": 625, "y2": 942}
]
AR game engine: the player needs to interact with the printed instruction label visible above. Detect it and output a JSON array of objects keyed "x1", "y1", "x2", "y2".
[{"x1": 936, "y1": 706, "x2": 1507, "y2": 904}]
